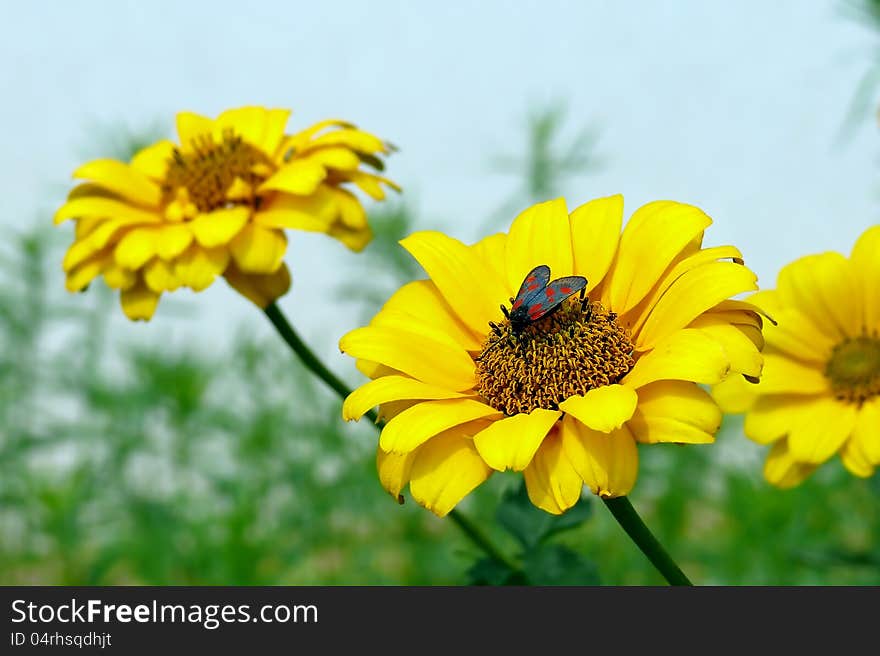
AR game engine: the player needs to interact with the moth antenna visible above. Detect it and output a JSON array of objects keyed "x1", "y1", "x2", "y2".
[{"x1": 501, "y1": 305, "x2": 510, "y2": 319}]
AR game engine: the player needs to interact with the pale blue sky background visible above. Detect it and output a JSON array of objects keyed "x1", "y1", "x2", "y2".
[{"x1": 2, "y1": 0, "x2": 878, "y2": 371}]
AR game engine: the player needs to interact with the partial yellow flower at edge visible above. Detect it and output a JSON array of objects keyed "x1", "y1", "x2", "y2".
[
  {"x1": 712, "y1": 225, "x2": 880, "y2": 485},
  {"x1": 55, "y1": 105, "x2": 399, "y2": 320},
  {"x1": 340, "y1": 194, "x2": 764, "y2": 517}
]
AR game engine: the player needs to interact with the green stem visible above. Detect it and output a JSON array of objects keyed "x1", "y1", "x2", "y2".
[
  {"x1": 603, "y1": 496, "x2": 692, "y2": 586},
  {"x1": 447, "y1": 509, "x2": 519, "y2": 572},
  {"x1": 264, "y1": 302, "x2": 372, "y2": 419},
  {"x1": 263, "y1": 301, "x2": 513, "y2": 568}
]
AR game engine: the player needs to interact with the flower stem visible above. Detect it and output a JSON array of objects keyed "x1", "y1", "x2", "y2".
[
  {"x1": 264, "y1": 302, "x2": 374, "y2": 420},
  {"x1": 602, "y1": 496, "x2": 692, "y2": 586},
  {"x1": 262, "y1": 301, "x2": 515, "y2": 570},
  {"x1": 447, "y1": 508, "x2": 519, "y2": 572}
]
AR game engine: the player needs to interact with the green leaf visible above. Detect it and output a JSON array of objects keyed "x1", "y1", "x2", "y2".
[
  {"x1": 495, "y1": 481, "x2": 592, "y2": 551},
  {"x1": 466, "y1": 557, "x2": 525, "y2": 586},
  {"x1": 522, "y1": 545, "x2": 600, "y2": 586}
]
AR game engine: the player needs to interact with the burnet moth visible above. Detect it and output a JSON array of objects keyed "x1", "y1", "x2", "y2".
[{"x1": 481, "y1": 265, "x2": 589, "y2": 359}]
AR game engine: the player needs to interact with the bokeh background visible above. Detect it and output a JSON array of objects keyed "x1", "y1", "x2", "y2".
[{"x1": 2, "y1": 0, "x2": 879, "y2": 584}]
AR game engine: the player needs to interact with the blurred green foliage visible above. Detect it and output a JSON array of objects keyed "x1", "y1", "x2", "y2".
[
  {"x1": 838, "y1": 0, "x2": 880, "y2": 142},
  {"x1": 2, "y1": 85, "x2": 880, "y2": 585}
]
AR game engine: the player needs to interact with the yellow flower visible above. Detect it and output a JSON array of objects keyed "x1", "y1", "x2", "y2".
[
  {"x1": 339, "y1": 196, "x2": 763, "y2": 516},
  {"x1": 55, "y1": 106, "x2": 398, "y2": 320},
  {"x1": 713, "y1": 225, "x2": 880, "y2": 486}
]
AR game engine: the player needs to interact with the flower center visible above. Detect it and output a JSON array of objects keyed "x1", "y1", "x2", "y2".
[
  {"x1": 162, "y1": 130, "x2": 276, "y2": 214},
  {"x1": 476, "y1": 299, "x2": 635, "y2": 416},
  {"x1": 825, "y1": 335, "x2": 880, "y2": 405}
]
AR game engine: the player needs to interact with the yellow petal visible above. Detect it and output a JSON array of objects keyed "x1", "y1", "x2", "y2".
[
  {"x1": 280, "y1": 119, "x2": 355, "y2": 154},
  {"x1": 343, "y1": 170, "x2": 396, "y2": 200},
  {"x1": 372, "y1": 280, "x2": 483, "y2": 352},
  {"x1": 343, "y1": 375, "x2": 470, "y2": 422},
  {"x1": 258, "y1": 160, "x2": 327, "y2": 195},
  {"x1": 400, "y1": 231, "x2": 510, "y2": 336},
  {"x1": 143, "y1": 258, "x2": 181, "y2": 293},
  {"x1": 328, "y1": 187, "x2": 369, "y2": 229},
  {"x1": 156, "y1": 223, "x2": 194, "y2": 260},
  {"x1": 376, "y1": 447, "x2": 417, "y2": 501},
  {"x1": 340, "y1": 325, "x2": 476, "y2": 391},
  {"x1": 409, "y1": 428, "x2": 493, "y2": 517},
  {"x1": 63, "y1": 234, "x2": 106, "y2": 273},
  {"x1": 622, "y1": 329, "x2": 729, "y2": 388},
  {"x1": 560, "y1": 415, "x2": 638, "y2": 498},
  {"x1": 505, "y1": 198, "x2": 574, "y2": 292},
  {"x1": 379, "y1": 399, "x2": 502, "y2": 454},
  {"x1": 303, "y1": 146, "x2": 361, "y2": 171},
  {"x1": 102, "y1": 263, "x2": 136, "y2": 290},
  {"x1": 787, "y1": 396, "x2": 857, "y2": 464},
  {"x1": 66, "y1": 254, "x2": 108, "y2": 292},
  {"x1": 628, "y1": 381, "x2": 720, "y2": 444},
  {"x1": 757, "y1": 353, "x2": 829, "y2": 395},
  {"x1": 636, "y1": 262, "x2": 758, "y2": 350},
  {"x1": 852, "y1": 397, "x2": 880, "y2": 464},
  {"x1": 190, "y1": 206, "x2": 250, "y2": 248},
  {"x1": 764, "y1": 439, "x2": 817, "y2": 488},
  {"x1": 743, "y1": 394, "x2": 821, "y2": 444},
  {"x1": 689, "y1": 317, "x2": 763, "y2": 378},
  {"x1": 840, "y1": 435, "x2": 874, "y2": 478},
  {"x1": 176, "y1": 111, "x2": 214, "y2": 149},
  {"x1": 625, "y1": 245, "x2": 745, "y2": 336},
  {"x1": 130, "y1": 140, "x2": 175, "y2": 180},
  {"x1": 216, "y1": 106, "x2": 290, "y2": 153},
  {"x1": 558, "y1": 384, "x2": 638, "y2": 433},
  {"x1": 174, "y1": 245, "x2": 230, "y2": 291},
  {"x1": 711, "y1": 374, "x2": 760, "y2": 414},
  {"x1": 54, "y1": 196, "x2": 161, "y2": 226},
  {"x1": 763, "y1": 310, "x2": 835, "y2": 364},
  {"x1": 472, "y1": 408, "x2": 560, "y2": 471},
  {"x1": 470, "y1": 232, "x2": 508, "y2": 286},
  {"x1": 569, "y1": 194, "x2": 623, "y2": 293},
  {"x1": 606, "y1": 201, "x2": 712, "y2": 314},
  {"x1": 229, "y1": 224, "x2": 287, "y2": 274},
  {"x1": 777, "y1": 252, "x2": 861, "y2": 342},
  {"x1": 63, "y1": 215, "x2": 160, "y2": 273},
  {"x1": 327, "y1": 222, "x2": 372, "y2": 252},
  {"x1": 119, "y1": 280, "x2": 160, "y2": 321},
  {"x1": 302, "y1": 127, "x2": 386, "y2": 154},
  {"x1": 851, "y1": 225, "x2": 880, "y2": 332},
  {"x1": 223, "y1": 263, "x2": 291, "y2": 309},
  {"x1": 523, "y1": 429, "x2": 583, "y2": 514},
  {"x1": 114, "y1": 227, "x2": 158, "y2": 270},
  {"x1": 72, "y1": 159, "x2": 161, "y2": 208},
  {"x1": 253, "y1": 190, "x2": 335, "y2": 231}
]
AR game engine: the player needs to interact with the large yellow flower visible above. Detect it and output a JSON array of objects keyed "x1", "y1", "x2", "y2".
[
  {"x1": 55, "y1": 106, "x2": 398, "y2": 320},
  {"x1": 713, "y1": 226, "x2": 880, "y2": 486},
  {"x1": 339, "y1": 196, "x2": 764, "y2": 516}
]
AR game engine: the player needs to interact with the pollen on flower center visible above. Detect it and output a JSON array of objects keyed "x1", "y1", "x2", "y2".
[
  {"x1": 475, "y1": 299, "x2": 635, "y2": 416},
  {"x1": 825, "y1": 334, "x2": 880, "y2": 405},
  {"x1": 162, "y1": 130, "x2": 276, "y2": 214}
]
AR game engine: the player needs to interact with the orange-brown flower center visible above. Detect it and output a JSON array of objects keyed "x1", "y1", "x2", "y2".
[
  {"x1": 162, "y1": 130, "x2": 275, "y2": 213},
  {"x1": 475, "y1": 299, "x2": 635, "y2": 416},
  {"x1": 825, "y1": 334, "x2": 880, "y2": 405}
]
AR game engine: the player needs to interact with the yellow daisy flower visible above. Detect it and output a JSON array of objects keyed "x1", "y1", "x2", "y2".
[
  {"x1": 54, "y1": 106, "x2": 398, "y2": 320},
  {"x1": 339, "y1": 195, "x2": 764, "y2": 516},
  {"x1": 713, "y1": 225, "x2": 880, "y2": 486}
]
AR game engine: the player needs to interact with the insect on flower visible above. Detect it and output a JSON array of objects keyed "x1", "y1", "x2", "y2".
[{"x1": 480, "y1": 265, "x2": 589, "y2": 360}]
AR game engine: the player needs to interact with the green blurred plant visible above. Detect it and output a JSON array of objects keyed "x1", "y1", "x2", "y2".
[
  {"x1": 837, "y1": 0, "x2": 880, "y2": 142},
  {"x1": 483, "y1": 101, "x2": 603, "y2": 232}
]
